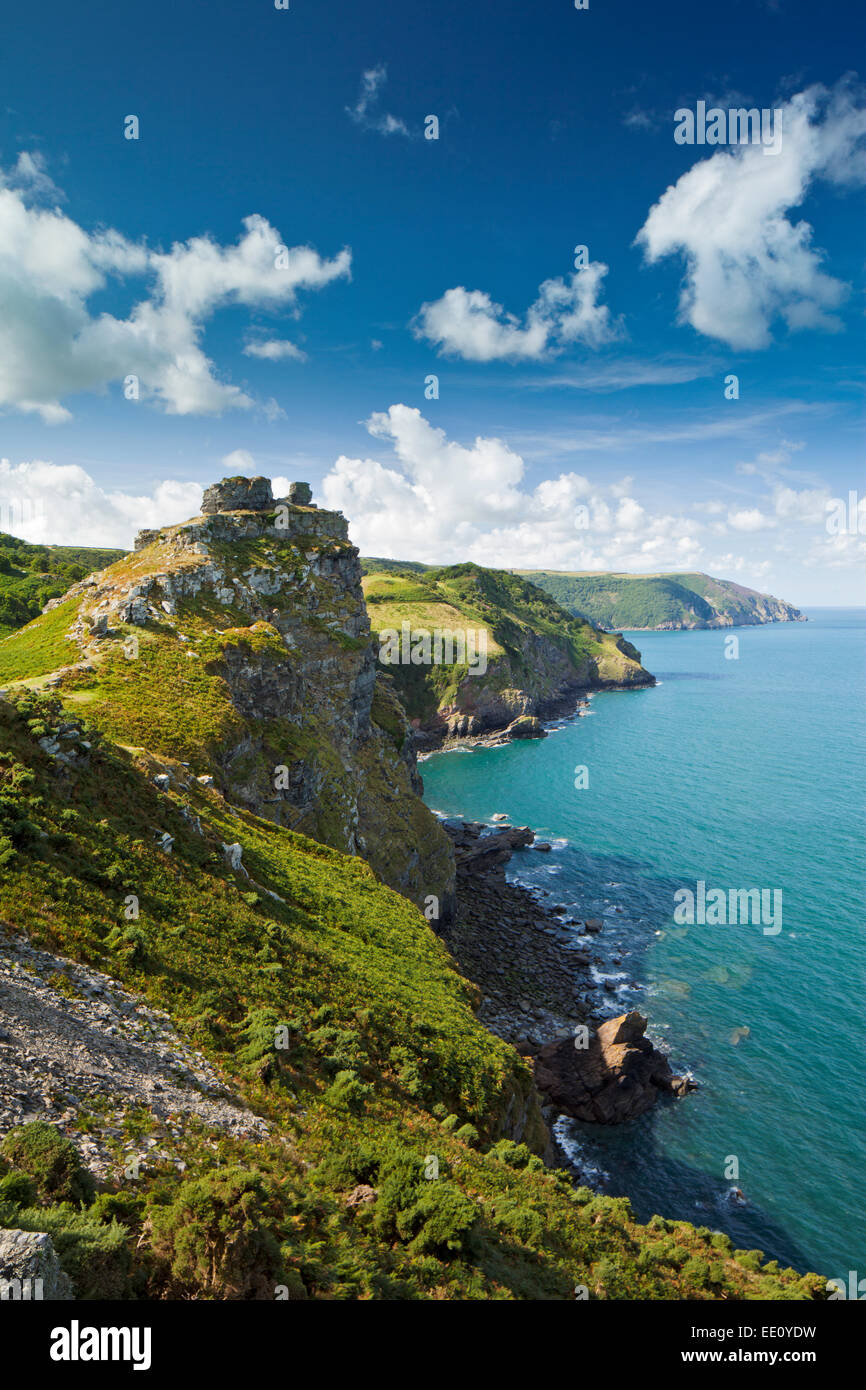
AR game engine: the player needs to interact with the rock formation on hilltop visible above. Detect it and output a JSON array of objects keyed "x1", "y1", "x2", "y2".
[{"x1": 0, "y1": 477, "x2": 453, "y2": 918}]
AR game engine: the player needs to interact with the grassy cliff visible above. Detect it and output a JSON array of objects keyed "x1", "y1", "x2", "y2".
[
  {"x1": 0, "y1": 498, "x2": 454, "y2": 918},
  {"x1": 0, "y1": 689, "x2": 824, "y2": 1300},
  {"x1": 518, "y1": 570, "x2": 805, "y2": 631},
  {"x1": 362, "y1": 561, "x2": 653, "y2": 742}
]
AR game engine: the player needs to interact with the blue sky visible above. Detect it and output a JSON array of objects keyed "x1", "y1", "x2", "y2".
[{"x1": 0, "y1": 0, "x2": 863, "y2": 602}]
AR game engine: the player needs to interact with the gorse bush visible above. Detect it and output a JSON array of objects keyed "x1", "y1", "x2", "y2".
[
  {"x1": 0, "y1": 1201, "x2": 130, "y2": 1299},
  {"x1": 0, "y1": 1122, "x2": 96, "y2": 1206},
  {"x1": 146, "y1": 1168, "x2": 287, "y2": 1299}
]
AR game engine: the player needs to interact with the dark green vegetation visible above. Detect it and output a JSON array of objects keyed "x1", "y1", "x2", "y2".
[
  {"x1": 0, "y1": 532, "x2": 122, "y2": 639},
  {"x1": 362, "y1": 561, "x2": 650, "y2": 725},
  {"x1": 0, "y1": 688, "x2": 824, "y2": 1299},
  {"x1": 518, "y1": 570, "x2": 804, "y2": 631}
]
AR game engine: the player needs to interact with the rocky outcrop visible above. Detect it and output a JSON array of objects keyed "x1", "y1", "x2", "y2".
[
  {"x1": 534, "y1": 1011, "x2": 696, "y2": 1124},
  {"x1": 422, "y1": 636, "x2": 650, "y2": 750},
  {"x1": 0, "y1": 1229, "x2": 73, "y2": 1300},
  {"x1": 32, "y1": 478, "x2": 455, "y2": 921},
  {"x1": 201, "y1": 475, "x2": 274, "y2": 514},
  {"x1": 443, "y1": 820, "x2": 536, "y2": 877}
]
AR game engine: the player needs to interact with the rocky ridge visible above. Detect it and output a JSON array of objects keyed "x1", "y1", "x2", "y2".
[{"x1": 28, "y1": 477, "x2": 454, "y2": 919}]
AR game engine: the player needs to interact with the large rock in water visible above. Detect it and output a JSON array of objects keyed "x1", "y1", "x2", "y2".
[
  {"x1": 534, "y1": 1011, "x2": 695, "y2": 1124},
  {"x1": 201, "y1": 475, "x2": 274, "y2": 514},
  {"x1": 0, "y1": 1229, "x2": 73, "y2": 1300}
]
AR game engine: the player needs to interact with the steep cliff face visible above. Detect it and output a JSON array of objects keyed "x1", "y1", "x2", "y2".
[
  {"x1": 362, "y1": 561, "x2": 654, "y2": 746},
  {"x1": 0, "y1": 479, "x2": 454, "y2": 917}
]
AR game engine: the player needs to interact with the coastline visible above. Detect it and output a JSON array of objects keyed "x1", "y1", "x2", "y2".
[
  {"x1": 437, "y1": 813, "x2": 694, "y2": 1185},
  {"x1": 415, "y1": 675, "x2": 657, "y2": 757}
]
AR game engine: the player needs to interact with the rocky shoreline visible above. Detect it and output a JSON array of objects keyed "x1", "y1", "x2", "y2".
[
  {"x1": 437, "y1": 818, "x2": 695, "y2": 1167},
  {"x1": 416, "y1": 688, "x2": 596, "y2": 755}
]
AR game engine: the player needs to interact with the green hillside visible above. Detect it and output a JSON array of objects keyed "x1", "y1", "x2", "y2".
[
  {"x1": 517, "y1": 570, "x2": 804, "y2": 631},
  {"x1": 0, "y1": 531, "x2": 123, "y2": 638},
  {"x1": 0, "y1": 498, "x2": 823, "y2": 1300},
  {"x1": 0, "y1": 689, "x2": 824, "y2": 1300},
  {"x1": 362, "y1": 561, "x2": 652, "y2": 732}
]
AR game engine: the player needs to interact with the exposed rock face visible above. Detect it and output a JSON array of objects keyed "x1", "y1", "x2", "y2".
[
  {"x1": 285, "y1": 482, "x2": 313, "y2": 506},
  {"x1": 415, "y1": 633, "x2": 651, "y2": 750},
  {"x1": 48, "y1": 480, "x2": 455, "y2": 921},
  {"x1": 201, "y1": 475, "x2": 274, "y2": 514},
  {"x1": 534, "y1": 1011, "x2": 696, "y2": 1124},
  {"x1": 0, "y1": 1229, "x2": 73, "y2": 1300}
]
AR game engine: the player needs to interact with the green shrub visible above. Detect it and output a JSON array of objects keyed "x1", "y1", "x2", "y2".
[
  {"x1": 735, "y1": 1248, "x2": 764, "y2": 1272},
  {"x1": 323, "y1": 1069, "x2": 373, "y2": 1114},
  {"x1": 0, "y1": 1122, "x2": 95, "y2": 1205},
  {"x1": 454, "y1": 1123, "x2": 479, "y2": 1148},
  {"x1": 488, "y1": 1138, "x2": 533, "y2": 1168},
  {"x1": 395, "y1": 1182, "x2": 479, "y2": 1259},
  {"x1": 104, "y1": 923, "x2": 147, "y2": 967},
  {"x1": 146, "y1": 1168, "x2": 285, "y2": 1299},
  {"x1": 491, "y1": 1197, "x2": 544, "y2": 1246},
  {"x1": 682, "y1": 1256, "x2": 712, "y2": 1287},
  {"x1": 0, "y1": 1202, "x2": 130, "y2": 1299},
  {"x1": 0, "y1": 1170, "x2": 37, "y2": 1207}
]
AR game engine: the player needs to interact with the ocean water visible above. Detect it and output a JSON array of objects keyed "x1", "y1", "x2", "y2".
[{"x1": 421, "y1": 608, "x2": 866, "y2": 1280}]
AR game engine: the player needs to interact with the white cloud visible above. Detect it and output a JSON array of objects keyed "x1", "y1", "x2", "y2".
[
  {"x1": 220, "y1": 449, "x2": 257, "y2": 474},
  {"x1": 636, "y1": 83, "x2": 866, "y2": 349},
  {"x1": 243, "y1": 338, "x2": 308, "y2": 362},
  {"x1": 321, "y1": 404, "x2": 708, "y2": 570},
  {"x1": 535, "y1": 357, "x2": 715, "y2": 392},
  {"x1": 0, "y1": 159, "x2": 351, "y2": 421},
  {"x1": 413, "y1": 262, "x2": 620, "y2": 362},
  {"x1": 346, "y1": 65, "x2": 412, "y2": 138},
  {"x1": 728, "y1": 508, "x2": 774, "y2": 531},
  {"x1": 0, "y1": 458, "x2": 201, "y2": 547},
  {"x1": 9, "y1": 151, "x2": 64, "y2": 201}
]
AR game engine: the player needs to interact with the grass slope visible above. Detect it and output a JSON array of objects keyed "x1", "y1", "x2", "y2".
[
  {"x1": 362, "y1": 562, "x2": 648, "y2": 722},
  {"x1": 0, "y1": 689, "x2": 825, "y2": 1299}
]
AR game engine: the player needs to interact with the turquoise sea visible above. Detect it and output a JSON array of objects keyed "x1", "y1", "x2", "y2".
[{"x1": 421, "y1": 608, "x2": 866, "y2": 1280}]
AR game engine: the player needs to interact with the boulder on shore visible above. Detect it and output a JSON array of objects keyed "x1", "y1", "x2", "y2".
[{"x1": 534, "y1": 1010, "x2": 696, "y2": 1124}]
